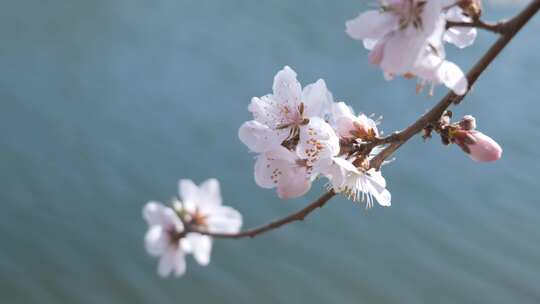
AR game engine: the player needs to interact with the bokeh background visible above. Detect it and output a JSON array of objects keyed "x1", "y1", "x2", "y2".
[{"x1": 1, "y1": 0, "x2": 539, "y2": 303}]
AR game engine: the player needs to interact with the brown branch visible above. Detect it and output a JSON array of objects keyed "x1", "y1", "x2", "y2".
[
  {"x1": 370, "y1": 0, "x2": 540, "y2": 170},
  {"x1": 447, "y1": 19, "x2": 508, "y2": 34},
  {"x1": 192, "y1": 190, "x2": 336, "y2": 239}
]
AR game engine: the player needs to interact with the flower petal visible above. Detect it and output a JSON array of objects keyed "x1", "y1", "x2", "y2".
[
  {"x1": 248, "y1": 95, "x2": 298, "y2": 129},
  {"x1": 381, "y1": 33, "x2": 427, "y2": 75},
  {"x1": 467, "y1": 131, "x2": 503, "y2": 162},
  {"x1": 444, "y1": 7, "x2": 477, "y2": 48},
  {"x1": 366, "y1": 170, "x2": 391, "y2": 207},
  {"x1": 206, "y1": 206, "x2": 243, "y2": 234},
  {"x1": 368, "y1": 41, "x2": 385, "y2": 65},
  {"x1": 420, "y1": 0, "x2": 444, "y2": 37},
  {"x1": 323, "y1": 157, "x2": 358, "y2": 191},
  {"x1": 158, "y1": 247, "x2": 177, "y2": 277},
  {"x1": 172, "y1": 248, "x2": 187, "y2": 277},
  {"x1": 445, "y1": 27, "x2": 477, "y2": 49},
  {"x1": 144, "y1": 226, "x2": 169, "y2": 256},
  {"x1": 254, "y1": 147, "x2": 295, "y2": 189},
  {"x1": 186, "y1": 233, "x2": 213, "y2": 266},
  {"x1": 331, "y1": 101, "x2": 354, "y2": 121},
  {"x1": 272, "y1": 66, "x2": 302, "y2": 107},
  {"x1": 162, "y1": 207, "x2": 184, "y2": 231},
  {"x1": 302, "y1": 79, "x2": 333, "y2": 118},
  {"x1": 334, "y1": 157, "x2": 361, "y2": 174},
  {"x1": 438, "y1": 60, "x2": 468, "y2": 95},
  {"x1": 297, "y1": 117, "x2": 340, "y2": 168},
  {"x1": 238, "y1": 120, "x2": 285, "y2": 153},
  {"x1": 179, "y1": 179, "x2": 200, "y2": 204},
  {"x1": 346, "y1": 10, "x2": 397, "y2": 40},
  {"x1": 198, "y1": 178, "x2": 222, "y2": 206},
  {"x1": 277, "y1": 168, "x2": 312, "y2": 199},
  {"x1": 143, "y1": 201, "x2": 167, "y2": 226}
]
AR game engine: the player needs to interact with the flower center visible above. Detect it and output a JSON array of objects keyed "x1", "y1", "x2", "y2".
[{"x1": 385, "y1": 0, "x2": 427, "y2": 30}]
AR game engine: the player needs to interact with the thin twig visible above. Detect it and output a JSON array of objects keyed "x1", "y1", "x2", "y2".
[
  {"x1": 370, "y1": 0, "x2": 540, "y2": 170},
  {"x1": 193, "y1": 190, "x2": 336, "y2": 239}
]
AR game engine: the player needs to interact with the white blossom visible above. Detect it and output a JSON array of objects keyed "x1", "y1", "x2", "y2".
[
  {"x1": 410, "y1": 17, "x2": 468, "y2": 95},
  {"x1": 143, "y1": 202, "x2": 189, "y2": 277},
  {"x1": 143, "y1": 179, "x2": 242, "y2": 278},
  {"x1": 330, "y1": 102, "x2": 379, "y2": 140},
  {"x1": 327, "y1": 157, "x2": 392, "y2": 208},
  {"x1": 254, "y1": 117, "x2": 340, "y2": 199},
  {"x1": 346, "y1": 0, "x2": 474, "y2": 95},
  {"x1": 324, "y1": 104, "x2": 391, "y2": 208},
  {"x1": 239, "y1": 66, "x2": 333, "y2": 153},
  {"x1": 239, "y1": 66, "x2": 341, "y2": 199},
  {"x1": 346, "y1": 0, "x2": 444, "y2": 76}
]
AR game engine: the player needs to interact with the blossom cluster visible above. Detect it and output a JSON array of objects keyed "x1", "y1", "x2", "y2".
[
  {"x1": 239, "y1": 66, "x2": 391, "y2": 207},
  {"x1": 346, "y1": 0, "x2": 478, "y2": 96},
  {"x1": 143, "y1": 0, "x2": 509, "y2": 279}
]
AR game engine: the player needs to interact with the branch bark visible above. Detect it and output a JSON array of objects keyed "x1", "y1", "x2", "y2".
[{"x1": 193, "y1": 190, "x2": 336, "y2": 239}]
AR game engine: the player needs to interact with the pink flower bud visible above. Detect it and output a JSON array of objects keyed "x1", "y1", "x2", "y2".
[{"x1": 454, "y1": 130, "x2": 502, "y2": 162}]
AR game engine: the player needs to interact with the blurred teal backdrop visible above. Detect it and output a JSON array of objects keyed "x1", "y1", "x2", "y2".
[{"x1": 1, "y1": 0, "x2": 539, "y2": 303}]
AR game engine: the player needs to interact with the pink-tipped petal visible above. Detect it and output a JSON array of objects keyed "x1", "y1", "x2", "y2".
[{"x1": 467, "y1": 131, "x2": 503, "y2": 162}]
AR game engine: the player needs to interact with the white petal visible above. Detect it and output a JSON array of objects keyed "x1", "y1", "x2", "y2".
[
  {"x1": 143, "y1": 201, "x2": 167, "y2": 226},
  {"x1": 272, "y1": 66, "x2": 302, "y2": 107},
  {"x1": 445, "y1": 27, "x2": 477, "y2": 49},
  {"x1": 380, "y1": 0, "x2": 442, "y2": 75},
  {"x1": 322, "y1": 161, "x2": 346, "y2": 191},
  {"x1": 266, "y1": 145, "x2": 298, "y2": 162},
  {"x1": 238, "y1": 120, "x2": 285, "y2": 153},
  {"x1": 444, "y1": 7, "x2": 477, "y2": 48},
  {"x1": 206, "y1": 206, "x2": 243, "y2": 234},
  {"x1": 302, "y1": 79, "x2": 333, "y2": 118},
  {"x1": 438, "y1": 60, "x2": 468, "y2": 95},
  {"x1": 346, "y1": 10, "x2": 397, "y2": 40},
  {"x1": 277, "y1": 167, "x2": 312, "y2": 199},
  {"x1": 157, "y1": 247, "x2": 177, "y2": 277},
  {"x1": 415, "y1": 51, "x2": 444, "y2": 76},
  {"x1": 297, "y1": 117, "x2": 340, "y2": 168},
  {"x1": 179, "y1": 179, "x2": 200, "y2": 204},
  {"x1": 254, "y1": 147, "x2": 311, "y2": 199},
  {"x1": 334, "y1": 157, "x2": 361, "y2": 174},
  {"x1": 254, "y1": 147, "x2": 295, "y2": 189},
  {"x1": 366, "y1": 168, "x2": 387, "y2": 188},
  {"x1": 331, "y1": 101, "x2": 354, "y2": 120},
  {"x1": 329, "y1": 101, "x2": 355, "y2": 132},
  {"x1": 365, "y1": 171, "x2": 391, "y2": 207},
  {"x1": 199, "y1": 178, "x2": 222, "y2": 206},
  {"x1": 420, "y1": 0, "x2": 444, "y2": 37},
  {"x1": 426, "y1": 17, "x2": 447, "y2": 58},
  {"x1": 172, "y1": 248, "x2": 187, "y2": 277},
  {"x1": 381, "y1": 33, "x2": 426, "y2": 75},
  {"x1": 144, "y1": 226, "x2": 169, "y2": 256},
  {"x1": 248, "y1": 95, "x2": 297, "y2": 129},
  {"x1": 322, "y1": 157, "x2": 359, "y2": 191},
  {"x1": 186, "y1": 233, "x2": 213, "y2": 266},
  {"x1": 166, "y1": 209, "x2": 185, "y2": 232},
  {"x1": 363, "y1": 38, "x2": 379, "y2": 50}
]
